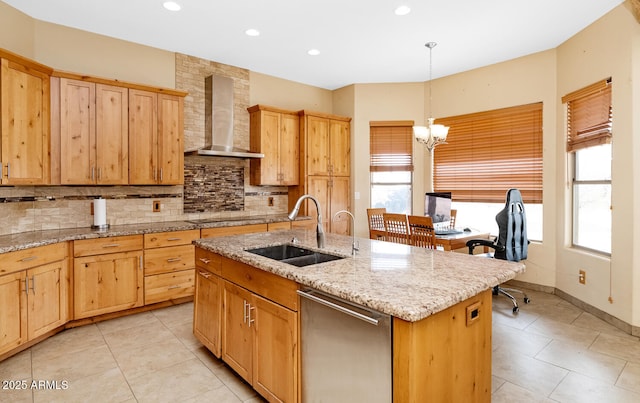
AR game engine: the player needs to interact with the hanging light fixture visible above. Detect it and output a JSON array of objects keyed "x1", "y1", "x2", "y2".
[{"x1": 413, "y1": 42, "x2": 449, "y2": 152}]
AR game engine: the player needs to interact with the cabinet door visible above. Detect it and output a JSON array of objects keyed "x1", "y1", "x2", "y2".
[
  {"x1": 27, "y1": 260, "x2": 68, "y2": 340},
  {"x1": 330, "y1": 119, "x2": 350, "y2": 177},
  {"x1": 0, "y1": 58, "x2": 50, "y2": 185},
  {"x1": 96, "y1": 84, "x2": 128, "y2": 184},
  {"x1": 157, "y1": 94, "x2": 183, "y2": 184},
  {"x1": 0, "y1": 272, "x2": 27, "y2": 355},
  {"x1": 252, "y1": 294, "x2": 297, "y2": 403},
  {"x1": 59, "y1": 78, "x2": 95, "y2": 184},
  {"x1": 193, "y1": 269, "x2": 222, "y2": 357},
  {"x1": 279, "y1": 112, "x2": 300, "y2": 185},
  {"x1": 330, "y1": 176, "x2": 351, "y2": 235},
  {"x1": 222, "y1": 281, "x2": 253, "y2": 383},
  {"x1": 307, "y1": 176, "x2": 331, "y2": 232},
  {"x1": 129, "y1": 89, "x2": 157, "y2": 184},
  {"x1": 74, "y1": 250, "x2": 143, "y2": 319},
  {"x1": 257, "y1": 110, "x2": 281, "y2": 185},
  {"x1": 306, "y1": 115, "x2": 330, "y2": 176}
]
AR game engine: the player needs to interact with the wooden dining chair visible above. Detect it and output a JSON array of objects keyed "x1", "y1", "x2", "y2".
[
  {"x1": 449, "y1": 209, "x2": 457, "y2": 228},
  {"x1": 382, "y1": 213, "x2": 410, "y2": 244},
  {"x1": 367, "y1": 208, "x2": 386, "y2": 240},
  {"x1": 408, "y1": 215, "x2": 437, "y2": 249}
]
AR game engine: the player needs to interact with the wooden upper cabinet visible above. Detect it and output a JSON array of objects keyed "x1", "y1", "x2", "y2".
[
  {"x1": 329, "y1": 119, "x2": 350, "y2": 177},
  {"x1": 305, "y1": 115, "x2": 330, "y2": 176},
  {"x1": 248, "y1": 105, "x2": 299, "y2": 186},
  {"x1": 58, "y1": 78, "x2": 128, "y2": 185},
  {"x1": 129, "y1": 89, "x2": 184, "y2": 185},
  {"x1": 0, "y1": 54, "x2": 52, "y2": 185}
]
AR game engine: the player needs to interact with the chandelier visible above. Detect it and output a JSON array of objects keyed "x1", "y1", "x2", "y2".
[{"x1": 413, "y1": 42, "x2": 449, "y2": 152}]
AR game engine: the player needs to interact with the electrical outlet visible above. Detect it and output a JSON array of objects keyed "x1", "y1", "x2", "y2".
[
  {"x1": 579, "y1": 269, "x2": 586, "y2": 285},
  {"x1": 153, "y1": 200, "x2": 161, "y2": 212},
  {"x1": 268, "y1": 197, "x2": 274, "y2": 207}
]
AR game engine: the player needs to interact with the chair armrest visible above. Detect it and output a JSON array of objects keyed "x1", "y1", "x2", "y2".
[{"x1": 465, "y1": 238, "x2": 504, "y2": 255}]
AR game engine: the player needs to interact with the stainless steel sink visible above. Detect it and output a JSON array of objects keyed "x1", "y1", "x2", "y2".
[{"x1": 246, "y1": 244, "x2": 344, "y2": 267}]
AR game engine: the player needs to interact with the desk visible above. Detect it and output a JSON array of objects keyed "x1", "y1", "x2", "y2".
[{"x1": 436, "y1": 229, "x2": 491, "y2": 251}]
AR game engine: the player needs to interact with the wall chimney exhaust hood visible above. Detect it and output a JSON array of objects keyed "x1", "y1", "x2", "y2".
[{"x1": 196, "y1": 75, "x2": 264, "y2": 158}]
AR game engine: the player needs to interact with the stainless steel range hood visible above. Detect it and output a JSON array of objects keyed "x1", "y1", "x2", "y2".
[{"x1": 196, "y1": 75, "x2": 264, "y2": 158}]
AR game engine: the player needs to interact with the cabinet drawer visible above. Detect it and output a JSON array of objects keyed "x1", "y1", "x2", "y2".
[
  {"x1": 73, "y1": 235, "x2": 143, "y2": 257},
  {"x1": 221, "y1": 256, "x2": 298, "y2": 311},
  {"x1": 267, "y1": 221, "x2": 291, "y2": 231},
  {"x1": 195, "y1": 248, "x2": 222, "y2": 276},
  {"x1": 144, "y1": 229, "x2": 200, "y2": 249},
  {"x1": 144, "y1": 244, "x2": 195, "y2": 276},
  {"x1": 200, "y1": 224, "x2": 267, "y2": 238},
  {"x1": 0, "y1": 243, "x2": 67, "y2": 275},
  {"x1": 144, "y1": 269, "x2": 195, "y2": 304}
]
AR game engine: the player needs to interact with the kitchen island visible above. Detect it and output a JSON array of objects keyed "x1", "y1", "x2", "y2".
[{"x1": 193, "y1": 229, "x2": 525, "y2": 402}]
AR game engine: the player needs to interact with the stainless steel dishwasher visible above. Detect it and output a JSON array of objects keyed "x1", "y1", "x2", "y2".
[{"x1": 298, "y1": 288, "x2": 392, "y2": 402}]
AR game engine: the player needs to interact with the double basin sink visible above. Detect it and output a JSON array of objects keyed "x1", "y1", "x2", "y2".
[{"x1": 246, "y1": 244, "x2": 344, "y2": 267}]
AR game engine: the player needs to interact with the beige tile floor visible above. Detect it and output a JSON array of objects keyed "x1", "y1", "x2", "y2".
[{"x1": 1, "y1": 289, "x2": 640, "y2": 402}]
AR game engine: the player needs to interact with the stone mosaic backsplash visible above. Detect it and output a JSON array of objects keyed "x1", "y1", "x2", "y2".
[{"x1": 184, "y1": 161, "x2": 245, "y2": 213}]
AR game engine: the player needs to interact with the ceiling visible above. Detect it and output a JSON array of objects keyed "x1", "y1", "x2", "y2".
[{"x1": 3, "y1": 0, "x2": 625, "y2": 90}]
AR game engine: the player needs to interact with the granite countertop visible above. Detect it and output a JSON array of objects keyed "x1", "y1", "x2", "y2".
[
  {"x1": 193, "y1": 229, "x2": 526, "y2": 322},
  {"x1": 0, "y1": 214, "x2": 300, "y2": 254}
]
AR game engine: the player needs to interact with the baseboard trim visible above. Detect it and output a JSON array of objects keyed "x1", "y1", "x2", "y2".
[{"x1": 505, "y1": 279, "x2": 639, "y2": 337}]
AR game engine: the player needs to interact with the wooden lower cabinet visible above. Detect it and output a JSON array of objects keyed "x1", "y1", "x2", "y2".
[
  {"x1": 0, "y1": 244, "x2": 68, "y2": 356},
  {"x1": 74, "y1": 250, "x2": 143, "y2": 319},
  {"x1": 143, "y1": 230, "x2": 199, "y2": 304},
  {"x1": 393, "y1": 289, "x2": 492, "y2": 402},
  {"x1": 193, "y1": 266, "x2": 222, "y2": 357},
  {"x1": 193, "y1": 248, "x2": 298, "y2": 402},
  {"x1": 73, "y1": 236, "x2": 144, "y2": 319}
]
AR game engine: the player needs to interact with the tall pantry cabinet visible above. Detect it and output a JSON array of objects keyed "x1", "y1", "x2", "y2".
[{"x1": 290, "y1": 111, "x2": 352, "y2": 235}]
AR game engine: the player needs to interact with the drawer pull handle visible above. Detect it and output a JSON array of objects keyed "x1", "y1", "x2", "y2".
[
  {"x1": 167, "y1": 237, "x2": 182, "y2": 241},
  {"x1": 199, "y1": 258, "x2": 211, "y2": 264},
  {"x1": 198, "y1": 270, "x2": 211, "y2": 278},
  {"x1": 167, "y1": 257, "x2": 182, "y2": 263},
  {"x1": 102, "y1": 243, "x2": 120, "y2": 248},
  {"x1": 20, "y1": 256, "x2": 38, "y2": 262},
  {"x1": 167, "y1": 285, "x2": 181, "y2": 290}
]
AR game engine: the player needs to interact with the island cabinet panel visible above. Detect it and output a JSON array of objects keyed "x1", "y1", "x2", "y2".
[
  {"x1": 222, "y1": 281, "x2": 253, "y2": 381},
  {"x1": 0, "y1": 55, "x2": 52, "y2": 186},
  {"x1": 193, "y1": 248, "x2": 298, "y2": 402},
  {"x1": 0, "y1": 243, "x2": 69, "y2": 357},
  {"x1": 393, "y1": 289, "x2": 492, "y2": 403},
  {"x1": 73, "y1": 236, "x2": 144, "y2": 319},
  {"x1": 252, "y1": 293, "x2": 298, "y2": 403},
  {"x1": 193, "y1": 263, "x2": 222, "y2": 357}
]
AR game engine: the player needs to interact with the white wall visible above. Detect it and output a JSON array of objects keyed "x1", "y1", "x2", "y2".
[{"x1": 556, "y1": 5, "x2": 640, "y2": 326}]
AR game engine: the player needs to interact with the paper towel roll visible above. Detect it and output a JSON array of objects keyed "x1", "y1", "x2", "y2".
[{"x1": 93, "y1": 198, "x2": 107, "y2": 227}]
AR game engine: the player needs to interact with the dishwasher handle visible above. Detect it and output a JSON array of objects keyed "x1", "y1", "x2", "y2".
[{"x1": 297, "y1": 289, "x2": 380, "y2": 326}]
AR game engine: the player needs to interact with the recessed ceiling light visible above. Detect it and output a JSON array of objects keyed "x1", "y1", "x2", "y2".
[
  {"x1": 394, "y1": 5, "x2": 411, "y2": 16},
  {"x1": 245, "y1": 29, "x2": 260, "y2": 37},
  {"x1": 163, "y1": 1, "x2": 181, "y2": 11},
  {"x1": 307, "y1": 49, "x2": 320, "y2": 56}
]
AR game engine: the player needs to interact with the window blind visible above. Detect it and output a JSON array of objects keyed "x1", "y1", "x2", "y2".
[
  {"x1": 562, "y1": 78, "x2": 612, "y2": 152},
  {"x1": 434, "y1": 103, "x2": 543, "y2": 203},
  {"x1": 369, "y1": 121, "x2": 414, "y2": 172}
]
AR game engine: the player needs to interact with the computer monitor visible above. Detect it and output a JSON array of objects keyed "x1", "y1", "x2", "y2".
[{"x1": 425, "y1": 192, "x2": 452, "y2": 225}]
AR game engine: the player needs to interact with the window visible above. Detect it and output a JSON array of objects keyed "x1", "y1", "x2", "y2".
[
  {"x1": 433, "y1": 103, "x2": 543, "y2": 240},
  {"x1": 370, "y1": 121, "x2": 413, "y2": 214},
  {"x1": 563, "y1": 78, "x2": 612, "y2": 254}
]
